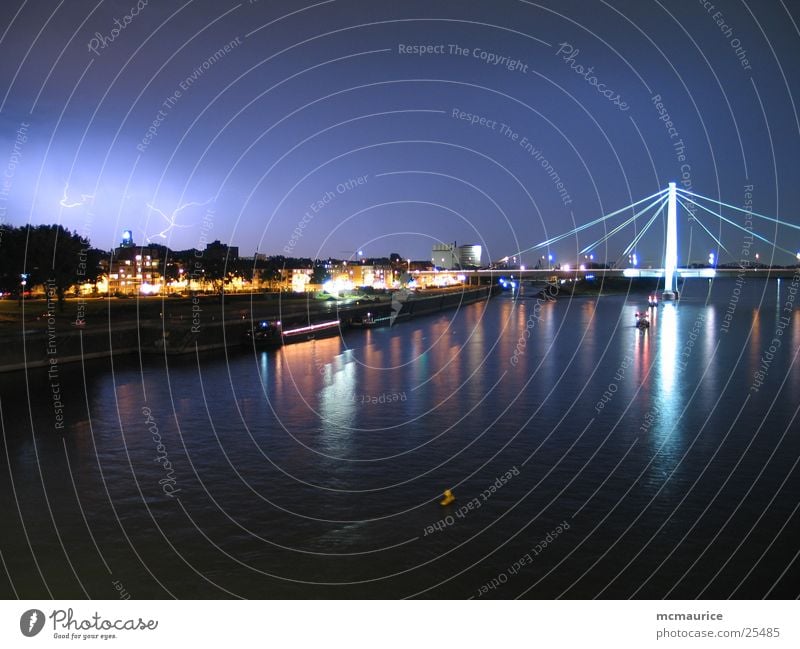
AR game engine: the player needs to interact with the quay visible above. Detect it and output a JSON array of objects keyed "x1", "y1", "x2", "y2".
[{"x1": 0, "y1": 285, "x2": 496, "y2": 373}]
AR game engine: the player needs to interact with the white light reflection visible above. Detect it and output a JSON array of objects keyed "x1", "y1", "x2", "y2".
[
  {"x1": 318, "y1": 348, "x2": 357, "y2": 455},
  {"x1": 647, "y1": 301, "x2": 683, "y2": 476},
  {"x1": 703, "y1": 305, "x2": 716, "y2": 386},
  {"x1": 658, "y1": 302, "x2": 678, "y2": 396}
]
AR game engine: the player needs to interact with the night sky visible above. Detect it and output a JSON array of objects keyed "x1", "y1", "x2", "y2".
[{"x1": 1, "y1": 0, "x2": 798, "y2": 266}]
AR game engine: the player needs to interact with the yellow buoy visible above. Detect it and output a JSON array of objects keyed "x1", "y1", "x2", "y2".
[{"x1": 439, "y1": 489, "x2": 455, "y2": 506}]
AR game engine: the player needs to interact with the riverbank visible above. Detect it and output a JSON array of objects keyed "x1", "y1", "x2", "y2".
[
  {"x1": 521, "y1": 276, "x2": 662, "y2": 298},
  {"x1": 0, "y1": 285, "x2": 496, "y2": 372}
]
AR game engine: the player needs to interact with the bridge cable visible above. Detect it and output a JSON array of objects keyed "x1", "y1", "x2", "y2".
[
  {"x1": 532, "y1": 191, "x2": 669, "y2": 253},
  {"x1": 581, "y1": 194, "x2": 669, "y2": 256},
  {"x1": 577, "y1": 204, "x2": 656, "y2": 255},
  {"x1": 509, "y1": 187, "x2": 669, "y2": 258},
  {"x1": 679, "y1": 195, "x2": 798, "y2": 258},
  {"x1": 676, "y1": 197, "x2": 741, "y2": 266},
  {"x1": 678, "y1": 189, "x2": 800, "y2": 231},
  {"x1": 622, "y1": 196, "x2": 670, "y2": 257}
]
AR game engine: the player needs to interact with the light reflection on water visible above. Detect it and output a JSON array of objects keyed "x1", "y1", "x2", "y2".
[
  {"x1": 658, "y1": 302, "x2": 677, "y2": 397},
  {"x1": 0, "y1": 278, "x2": 798, "y2": 599},
  {"x1": 318, "y1": 350, "x2": 357, "y2": 449}
]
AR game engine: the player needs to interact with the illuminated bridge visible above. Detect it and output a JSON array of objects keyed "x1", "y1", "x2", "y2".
[{"x1": 420, "y1": 183, "x2": 800, "y2": 289}]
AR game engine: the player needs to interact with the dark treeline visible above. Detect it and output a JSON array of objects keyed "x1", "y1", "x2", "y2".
[{"x1": 0, "y1": 225, "x2": 104, "y2": 308}]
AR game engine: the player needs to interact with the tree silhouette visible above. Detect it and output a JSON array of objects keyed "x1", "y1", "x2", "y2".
[{"x1": 0, "y1": 225, "x2": 103, "y2": 310}]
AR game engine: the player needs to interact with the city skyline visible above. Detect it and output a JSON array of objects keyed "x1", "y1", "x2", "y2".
[
  {"x1": 2, "y1": 1, "x2": 799, "y2": 265},
  {"x1": 1, "y1": 0, "x2": 799, "y2": 622}
]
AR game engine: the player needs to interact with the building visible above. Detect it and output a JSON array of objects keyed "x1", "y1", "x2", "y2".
[
  {"x1": 357, "y1": 263, "x2": 393, "y2": 288},
  {"x1": 408, "y1": 260, "x2": 434, "y2": 272},
  {"x1": 432, "y1": 243, "x2": 459, "y2": 269},
  {"x1": 431, "y1": 242, "x2": 482, "y2": 269},
  {"x1": 107, "y1": 230, "x2": 164, "y2": 295},
  {"x1": 204, "y1": 239, "x2": 239, "y2": 261},
  {"x1": 119, "y1": 229, "x2": 135, "y2": 248},
  {"x1": 457, "y1": 244, "x2": 482, "y2": 268},
  {"x1": 279, "y1": 268, "x2": 312, "y2": 292},
  {"x1": 107, "y1": 252, "x2": 162, "y2": 295}
]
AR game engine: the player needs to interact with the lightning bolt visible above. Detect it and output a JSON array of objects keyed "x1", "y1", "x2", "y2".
[
  {"x1": 60, "y1": 182, "x2": 94, "y2": 208},
  {"x1": 28, "y1": 612, "x2": 37, "y2": 632},
  {"x1": 145, "y1": 198, "x2": 214, "y2": 242}
]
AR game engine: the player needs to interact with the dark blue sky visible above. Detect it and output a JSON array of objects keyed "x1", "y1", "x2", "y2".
[{"x1": 1, "y1": 0, "x2": 798, "y2": 266}]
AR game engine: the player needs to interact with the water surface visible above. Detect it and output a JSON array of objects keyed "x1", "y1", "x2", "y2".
[{"x1": 1, "y1": 277, "x2": 798, "y2": 599}]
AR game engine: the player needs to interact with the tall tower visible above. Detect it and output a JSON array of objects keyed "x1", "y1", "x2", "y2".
[
  {"x1": 663, "y1": 182, "x2": 678, "y2": 299},
  {"x1": 120, "y1": 229, "x2": 134, "y2": 248}
]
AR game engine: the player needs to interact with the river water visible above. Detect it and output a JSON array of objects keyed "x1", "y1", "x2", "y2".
[{"x1": 1, "y1": 277, "x2": 798, "y2": 599}]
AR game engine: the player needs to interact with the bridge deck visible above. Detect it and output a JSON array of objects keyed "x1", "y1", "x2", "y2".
[{"x1": 415, "y1": 268, "x2": 799, "y2": 281}]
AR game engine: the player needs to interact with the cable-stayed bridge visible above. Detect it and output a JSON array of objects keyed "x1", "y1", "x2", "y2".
[{"x1": 452, "y1": 183, "x2": 800, "y2": 292}]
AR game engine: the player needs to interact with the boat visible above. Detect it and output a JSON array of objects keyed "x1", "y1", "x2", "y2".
[
  {"x1": 246, "y1": 285, "x2": 494, "y2": 346},
  {"x1": 280, "y1": 319, "x2": 341, "y2": 344},
  {"x1": 350, "y1": 311, "x2": 391, "y2": 329},
  {"x1": 243, "y1": 320, "x2": 283, "y2": 347},
  {"x1": 243, "y1": 318, "x2": 341, "y2": 346}
]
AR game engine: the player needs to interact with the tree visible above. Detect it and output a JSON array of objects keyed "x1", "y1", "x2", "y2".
[
  {"x1": 199, "y1": 257, "x2": 226, "y2": 293},
  {"x1": 0, "y1": 225, "x2": 103, "y2": 310},
  {"x1": 0, "y1": 226, "x2": 26, "y2": 295}
]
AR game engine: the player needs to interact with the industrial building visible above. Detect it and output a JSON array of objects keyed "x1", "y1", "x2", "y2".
[{"x1": 431, "y1": 242, "x2": 482, "y2": 269}]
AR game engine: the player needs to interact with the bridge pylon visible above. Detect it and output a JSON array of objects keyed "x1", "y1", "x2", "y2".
[{"x1": 662, "y1": 182, "x2": 679, "y2": 300}]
